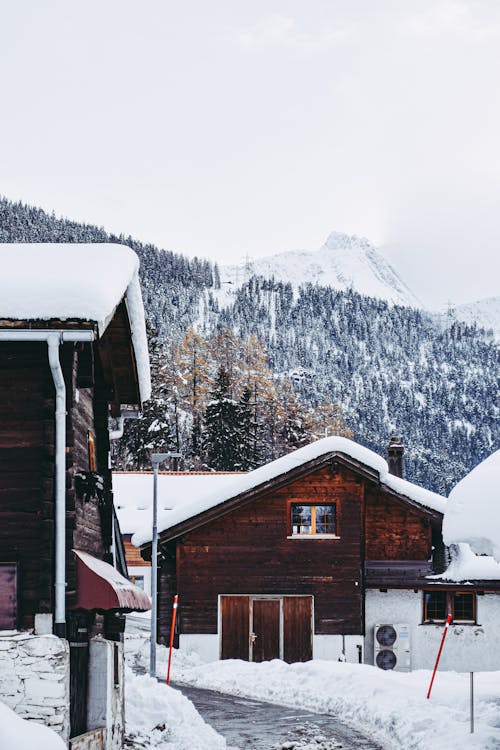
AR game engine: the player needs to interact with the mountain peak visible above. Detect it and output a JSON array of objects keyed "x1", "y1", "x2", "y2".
[
  {"x1": 323, "y1": 231, "x2": 374, "y2": 253},
  {"x1": 220, "y1": 230, "x2": 421, "y2": 308}
]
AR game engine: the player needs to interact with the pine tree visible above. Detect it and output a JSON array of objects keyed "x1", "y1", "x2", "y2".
[{"x1": 203, "y1": 366, "x2": 241, "y2": 470}]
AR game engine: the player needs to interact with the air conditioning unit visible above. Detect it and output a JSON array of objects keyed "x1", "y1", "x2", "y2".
[{"x1": 374, "y1": 623, "x2": 411, "y2": 672}]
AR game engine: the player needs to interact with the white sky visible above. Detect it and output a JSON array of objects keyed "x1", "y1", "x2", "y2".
[{"x1": 1, "y1": 1, "x2": 499, "y2": 308}]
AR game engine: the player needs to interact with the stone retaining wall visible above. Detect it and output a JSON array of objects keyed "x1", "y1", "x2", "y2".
[{"x1": 0, "y1": 631, "x2": 70, "y2": 741}]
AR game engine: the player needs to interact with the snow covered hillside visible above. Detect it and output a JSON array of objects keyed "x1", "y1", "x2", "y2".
[
  {"x1": 453, "y1": 296, "x2": 500, "y2": 340},
  {"x1": 220, "y1": 231, "x2": 422, "y2": 308}
]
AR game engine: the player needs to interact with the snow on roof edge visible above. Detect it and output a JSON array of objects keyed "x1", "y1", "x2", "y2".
[
  {"x1": 429, "y1": 542, "x2": 500, "y2": 583},
  {"x1": 0, "y1": 243, "x2": 151, "y2": 404},
  {"x1": 132, "y1": 437, "x2": 446, "y2": 547},
  {"x1": 124, "y1": 271, "x2": 151, "y2": 402}
]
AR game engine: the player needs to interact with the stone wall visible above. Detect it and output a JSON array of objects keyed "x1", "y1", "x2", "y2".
[{"x1": 0, "y1": 631, "x2": 70, "y2": 741}]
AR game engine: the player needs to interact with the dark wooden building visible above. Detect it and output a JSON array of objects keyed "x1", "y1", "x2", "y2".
[
  {"x1": 137, "y1": 437, "x2": 454, "y2": 667},
  {"x1": 0, "y1": 243, "x2": 151, "y2": 746}
]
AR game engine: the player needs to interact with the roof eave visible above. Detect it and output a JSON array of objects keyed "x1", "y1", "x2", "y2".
[{"x1": 143, "y1": 450, "x2": 442, "y2": 551}]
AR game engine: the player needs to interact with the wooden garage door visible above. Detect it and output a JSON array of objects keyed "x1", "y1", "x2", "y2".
[
  {"x1": 221, "y1": 596, "x2": 249, "y2": 660},
  {"x1": 252, "y1": 599, "x2": 280, "y2": 662},
  {"x1": 283, "y1": 596, "x2": 312, "y2": 663}
]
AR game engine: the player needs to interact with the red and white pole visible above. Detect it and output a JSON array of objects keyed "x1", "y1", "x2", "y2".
[
  {"x1": 166, "y1": 595, "x2": 178, "y2": 686},
  {"x1": 426, "y1": 612, "x2": 452, "y2": 699}
]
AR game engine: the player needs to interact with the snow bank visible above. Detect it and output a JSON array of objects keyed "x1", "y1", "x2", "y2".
[
  {"x1": 126, "y1": 635, "x2": 500, "y2": 750},
  {"x1": 132, "y1": 437, "x2": 446, "y2": 546},
  {"x1": 0, "y1": 700, "x2": 65, "y2": 750},
  {"x1": 0, "y1": 243, "x2": 151, "y2": 401},
  {"x1": 443, "y1": 450, "x2": 500, "y2": 561},
  {"x1": 125, "y1": 667, "x2": 225, "y2": 749},
  {"x1": 432, "y1": 542, "x2": 500, "y2": 582}
]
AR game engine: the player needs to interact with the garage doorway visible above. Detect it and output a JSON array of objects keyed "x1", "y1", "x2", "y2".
[{"x1": 220, "y1": 595, "x2": 312, "y2": 663}]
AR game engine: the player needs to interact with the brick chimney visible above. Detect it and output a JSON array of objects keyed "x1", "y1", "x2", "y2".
[{"x1": 387, "y1": 436, "x2": 404, "y2": 478}]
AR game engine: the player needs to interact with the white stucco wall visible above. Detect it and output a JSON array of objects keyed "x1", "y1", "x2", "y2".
[
  {"x1": 365, "y1": 589, "x2": 500, "y2": 672},
  {"x1": 313, "y1": 634, "x2": 364, "y2": 663},
  {"x1": 0, "y1": 631, "x2": 70, "y2": 740},
  {"x1": 179, "y1": 633, "x2": 365, "y2": 663},
  {"x1": 179, "y1": 634, "x2": 219, "y2": 663},
  {"x1": 87, "y1": 638, "x2": 124, "y2": 750}
]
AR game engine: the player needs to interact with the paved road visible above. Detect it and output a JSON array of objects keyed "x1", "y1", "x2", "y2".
[{"x1": 173, "y1": 683, "x2": 383, "y2": 750}]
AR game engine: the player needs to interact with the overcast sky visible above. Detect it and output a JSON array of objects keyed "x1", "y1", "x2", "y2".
[{"x1": 1, "y1": 1, "x2": 499, "y2": 308}]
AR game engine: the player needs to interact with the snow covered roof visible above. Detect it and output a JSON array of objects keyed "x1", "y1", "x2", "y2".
[
  {"x1": 0, "y1": 243, "x2": 151, "y2": 401},
  {"x1": 113, "y1": 471, "x2": 244, "y2": 535},
  {"x1": 443, "y1": 450, "x2": 500, "y2": 561},
  {"x1": 131, "y1": 437, "x2": 447, "y2": 547},
  {"x1": 431, "y1": 543, "x2": 500, "y2": 583}
]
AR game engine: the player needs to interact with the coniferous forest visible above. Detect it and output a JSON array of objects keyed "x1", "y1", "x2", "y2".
[{"x1": 0, "y1": 196, "x2": 497, "y2": 494}]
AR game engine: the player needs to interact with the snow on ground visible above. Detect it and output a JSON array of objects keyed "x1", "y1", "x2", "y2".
[
  {"x1": 443, "y1": 450, "x2": 500, "y2": 561},
  {"x1": 126, "y1": 635, "x2": 500, "y2": 750},
  {"x1": 125, "y1": 667, "x2": 225, "y2": 750},
  {"x1": 0, "y1": 699, "x2": 65, "y2": 750}
]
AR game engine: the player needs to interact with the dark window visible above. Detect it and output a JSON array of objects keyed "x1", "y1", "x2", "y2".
[
  {"x1": 453, "y1": 592, "x2": 475, "y2": 622},
  {"x1": 290, "y1": 504, "x2": 336, "y2": 536},
  {"x1": 423, "y1": 591, "x2": 448, "y2": 622},
  {"x1": 423, "y1": 591, "x2": 476, "y2": 623}
]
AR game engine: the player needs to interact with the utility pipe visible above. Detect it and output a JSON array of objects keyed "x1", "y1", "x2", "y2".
[{"x1": 0, "y1": 329, "x2": 94, "y2": 637}]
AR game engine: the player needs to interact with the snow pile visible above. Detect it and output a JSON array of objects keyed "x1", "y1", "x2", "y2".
[
  {"x1": 443, "y1": 451, "x2": 500, "y2": 561},
  {"x1": 125, "y1": 636, "x2": 500, "y2": 750},
  {"x1": 219, "y1": 231, "x2": 421, "y2": 308},
  {"x1": 132, "y1": 437, "x2": 446, "y2": 545},
  {"x1": 0, "y1": 243, "x2": 151, "y2": 401},
  {"x1": 125, "y1": 667, "x2": 225, "y2": 749},
  {"x1": 432, "y1": 542, "x2": 500, "y2": 582},
  {"x1": 0, "y1": 700, "x2": 65, "y2": 750}
]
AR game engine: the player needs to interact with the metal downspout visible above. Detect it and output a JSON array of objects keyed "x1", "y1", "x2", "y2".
[{"x1": 47, "y1": 334, "x2": 67, "y2": 638}]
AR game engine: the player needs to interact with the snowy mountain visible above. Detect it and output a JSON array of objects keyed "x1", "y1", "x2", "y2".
[
  {"x1": 220, "y1": 231, "x2": 422, "y2": 308},
  {"x1": 0, "y1": 197, "x2": 497, "y2": 494},
  {"x1": 453, "y1": 297, "x2": 500, "y2": 341}
]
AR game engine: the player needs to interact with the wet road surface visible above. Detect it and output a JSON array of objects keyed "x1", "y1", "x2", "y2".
[{"x1": 173, "y1": 683, "x2": 384, "y2": 750}]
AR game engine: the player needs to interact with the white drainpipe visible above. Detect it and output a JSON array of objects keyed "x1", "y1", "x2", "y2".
[{"x1": 0, "y1": 329, "x2": 94, "y2": 637}]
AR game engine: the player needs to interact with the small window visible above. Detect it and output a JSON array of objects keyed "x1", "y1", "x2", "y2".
[
  {"x1": 130, "y1": 575, "x2": 144, "y2": 590},
  {"x1": 423, "y1": 591, "x2": 476, "y2": 623},
  {"x1": 423, "y1": 591, "x2": 448, "y2": 622},
  {"x1": 290, "y1": 504, "x2": 337, "y2": 536},
  {"x1": 453, "y1": 592, "x2": 475, "y2": 622}
]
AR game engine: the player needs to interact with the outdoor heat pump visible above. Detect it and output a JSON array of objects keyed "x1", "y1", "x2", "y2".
[{"x1": 374, "y1": 623, "x2": 411, "y2": 672}]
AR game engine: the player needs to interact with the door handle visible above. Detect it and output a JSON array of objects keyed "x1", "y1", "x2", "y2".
[{"x1": 249, "y1": 632, "x2": 257, "y2": 644}]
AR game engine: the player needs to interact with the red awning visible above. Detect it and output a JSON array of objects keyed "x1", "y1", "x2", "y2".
[{"x1": 74, "y1": 549, "x2": 151, "y2": 612}]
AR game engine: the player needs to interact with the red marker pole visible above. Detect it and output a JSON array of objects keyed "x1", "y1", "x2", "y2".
[
  {"x1": 166, "y1": 595, "x2": 178, "y2": 686},
  {"x1": 426, "y1": 612, "x2": 452, "y2": 699}
]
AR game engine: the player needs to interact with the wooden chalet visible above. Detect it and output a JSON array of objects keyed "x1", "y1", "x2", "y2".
[
  {"x1": 135, "y1": 436, "x2": 499, "y2": 671},
  {"x1": 0, "y1": 243, "x2": 151, "y2": 747}
]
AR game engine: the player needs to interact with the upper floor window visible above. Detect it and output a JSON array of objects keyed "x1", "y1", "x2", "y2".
[
  {"x1": 423, "y1": 590, "x2": 476, "y2": 623},
  {"x1": 290, "y1": 503, "x2": 337, "y2": 536}
]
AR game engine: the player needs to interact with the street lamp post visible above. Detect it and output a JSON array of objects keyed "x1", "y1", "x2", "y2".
[{"x1": 150, "y1": 452, "x2": 181, "y2": 678}]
